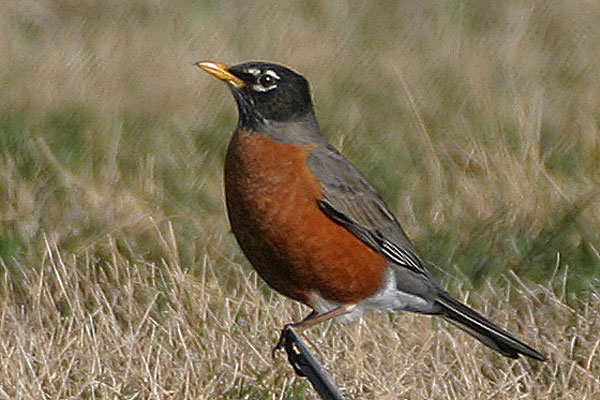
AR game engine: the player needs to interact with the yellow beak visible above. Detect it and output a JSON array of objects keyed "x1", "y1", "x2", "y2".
[{"x1": 195, "y1": 61, "x2": 245, "y2": 88}]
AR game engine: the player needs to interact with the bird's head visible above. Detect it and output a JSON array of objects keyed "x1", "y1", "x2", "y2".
[{"x1": 196, "y1": 61, "x2": 314, "y2": 129}]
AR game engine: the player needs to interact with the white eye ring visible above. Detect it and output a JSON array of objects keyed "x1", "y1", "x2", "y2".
[
  {"x1": 265, "y1": 70, "x2": 280, "y2": 80},
  {"x1": 253, "y1": 69, "x2": 280, "y2": 92}
]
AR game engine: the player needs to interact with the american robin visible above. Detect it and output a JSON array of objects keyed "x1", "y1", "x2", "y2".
[{"x1": 196, "y1": 60, "x2": 546, "y2": 361}]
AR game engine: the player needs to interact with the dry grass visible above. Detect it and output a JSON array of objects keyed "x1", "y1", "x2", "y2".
[
  {"x1": 0, "y1": 236, "x2": 598, "y2": 399},
  {"x1": 2, "y1": 0, "x2": 600, "y2": 398}
]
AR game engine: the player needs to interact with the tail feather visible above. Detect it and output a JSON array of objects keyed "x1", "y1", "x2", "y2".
[{"x1": 436, "y1": 292, "x2": 547, "y2": 361}]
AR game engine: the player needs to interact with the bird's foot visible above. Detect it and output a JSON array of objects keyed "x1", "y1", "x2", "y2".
[
  {"x1": 272, "y1": 323, "x2": 294, "y2": 358},
  {"x1": 272, "y1": 324, "x2": 308, "y2": 377}
]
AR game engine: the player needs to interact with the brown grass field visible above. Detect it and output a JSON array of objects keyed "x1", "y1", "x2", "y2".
[{"x1": 1, "y1": 1, "x2": 600, "y2": 398}]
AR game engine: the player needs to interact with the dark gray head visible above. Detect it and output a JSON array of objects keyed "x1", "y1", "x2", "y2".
[{"x1": 197, "y1": 61, "x2": 314, "y2": 129}]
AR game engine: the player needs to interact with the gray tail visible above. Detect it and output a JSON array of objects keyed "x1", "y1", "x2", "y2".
[{"x1": 435, "y1": 292, "x2": 547, "y2": 361}]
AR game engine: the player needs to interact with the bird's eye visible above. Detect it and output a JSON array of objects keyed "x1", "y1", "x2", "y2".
[
  {"x1": 258, "y1": 73, "x2": 275, "y2": 88},
  {"x1": 251, "y1": 70, "x2": 280, "y2": 92}
]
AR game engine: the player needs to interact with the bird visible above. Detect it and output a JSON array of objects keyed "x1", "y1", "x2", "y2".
[{"x1": 196, "y1": 60, "x2": 547, "y2": 361}]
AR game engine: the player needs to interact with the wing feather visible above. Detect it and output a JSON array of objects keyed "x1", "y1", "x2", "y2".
[{"x1": 307, "y1": 144, "x2": 427, "y2": 276}]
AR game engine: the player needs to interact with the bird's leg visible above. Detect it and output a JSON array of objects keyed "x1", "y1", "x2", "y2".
[
  {"x1": 272, "y1": 304, "x2": 356, "y2": 377},
  {"x1": 272, "y1": 311, "x2": 316, "y2": 358},
  {"x1": 272, "y1": 304, "x2": 355, "y2": 356}
]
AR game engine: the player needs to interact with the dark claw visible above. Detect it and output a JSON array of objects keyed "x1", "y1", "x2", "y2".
[
  {"x1": 272, "y1": 325, "x2": 309, "y2": 377},
  {"x1": 272, "y1": 323, "x2": 294, "y2": 358},
  {"x1": 272, "y1": 326, "x2": 347, "y2": 399}
]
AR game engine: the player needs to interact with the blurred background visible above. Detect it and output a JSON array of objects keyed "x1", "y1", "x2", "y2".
[
  {"x1": 1, "y1": 1, "x2": 600, "y2": 398},
  {"x1": 2, "y1": 0, "x2": 598, "y2": 290}
]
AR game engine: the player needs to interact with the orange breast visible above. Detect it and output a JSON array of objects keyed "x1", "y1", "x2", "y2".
[{"x1": 224, "y1": 129, "x2": 386, "y2": 306}]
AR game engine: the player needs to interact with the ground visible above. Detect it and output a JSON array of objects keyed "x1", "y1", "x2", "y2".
[{"x1": 1, "y1": 1, "x2": 599, "y2": 398}]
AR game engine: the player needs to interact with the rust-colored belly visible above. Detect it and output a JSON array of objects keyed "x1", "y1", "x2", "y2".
[{"x1": 224, "y1": 130, "x2": 386, "y2": 306}]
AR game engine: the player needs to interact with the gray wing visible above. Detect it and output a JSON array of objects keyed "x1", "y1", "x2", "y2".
[{"x1": 306, "y1": 144, "x2": 428, "y2": 276}]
